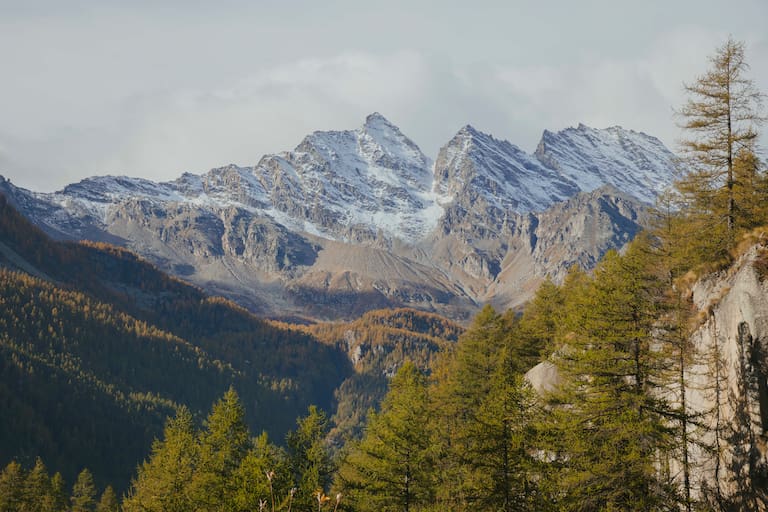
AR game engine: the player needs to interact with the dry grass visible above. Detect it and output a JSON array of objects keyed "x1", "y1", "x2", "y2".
[
  {"x1": 733, "y1": 226, "x2": 768, "y2": 282},
  {"x1": 732, "y1": 227, "x2": 768, "y2": 258},
  {"x1": 753, "y1": 248, "x2": 768, "y2": 282}
]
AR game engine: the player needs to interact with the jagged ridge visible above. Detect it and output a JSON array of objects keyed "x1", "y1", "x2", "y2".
[{"x1": 0, "y1": 114, "x2": 676, "y2": 320}]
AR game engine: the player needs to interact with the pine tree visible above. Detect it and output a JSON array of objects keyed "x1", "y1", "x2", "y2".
[
  {"x1": 286, "y1": 406, "x2": 334, "y2": 512},
  {"x1": 189, "y1": 387, "x2": 250, "y2": 512},
  {"x1": 95, "y1": 486, "x2": 119, "y2": 512},
  {"x1": 0, "y1": 461, "x2": 25, "y2": 512},
  {"x1": 676, "y1": 37, "x2": 765, "y2": 239},
  {"x1": 336, "y1": 361, "x2": 434, "y2": 512},
  {"x1": 549, "y1": 246, "x2": 679, "y2": 511},
  {"x1": 123, "y1": 406, "x2": 198, "y2": 512},
  {"x1": 71, "y1": 469, "x2": 97, "y2": 512}
]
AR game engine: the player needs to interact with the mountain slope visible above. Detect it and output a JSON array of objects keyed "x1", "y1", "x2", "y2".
[
  {"x1": 0, "y1": 115, "x2": 676, "y2": 320},
  {"x1": 0, "y1": 193, "x2": 352, "y2": 489},
  {"x1": 300, "y1": 308, "x2": 464, "y2": 444}
]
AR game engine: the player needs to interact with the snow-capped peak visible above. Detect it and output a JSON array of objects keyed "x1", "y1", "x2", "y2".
[
  {"x1": 249, "y1": 113, "x2": 440, "y2": 242},
  {"x1": 19, "y1": 117, "x2": 677, "y2": 248},
  {"x1": 363, "y1": 112, "x2": 398, "y2": 132},
  {"x1": 61, "y1": 175, "x2": 181, "y2": 203},
  {"x1": 434, "y1": 125, "x2": 578, "y2": 213},
  {"x1": 534, "y1": 124, "x2": 676, "y2": 203},
  {"x1": 457, "y1": 124, "x2": 479, "y2": 136}
]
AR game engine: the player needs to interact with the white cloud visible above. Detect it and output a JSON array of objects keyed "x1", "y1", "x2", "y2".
[
  {"x1": 1, "y1": 6, "x2": 766, "y2": 192},
  {"x1": 93, "y1": 51, "x2": 430, "y2": 182}
]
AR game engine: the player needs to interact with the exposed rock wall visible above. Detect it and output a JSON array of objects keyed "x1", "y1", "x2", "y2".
[
  {"x1": 685, "y1": 245, "x2": 768, "y2": 507},
  {"x1": 524, "y1": 244, "x2": 768, "y2": 507}
]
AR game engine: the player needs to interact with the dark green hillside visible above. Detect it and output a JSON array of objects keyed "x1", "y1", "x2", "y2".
[{"x1": 0, "y1": 194, "x2": 352, "y2": 490}]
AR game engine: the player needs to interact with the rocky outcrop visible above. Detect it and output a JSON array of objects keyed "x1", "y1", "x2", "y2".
[
  {"x1": 684, "y1": 244, "x2": 768, "y2": 507},
  {"x1": 525, "y1": 243, "x2": 768, "y2": 507}
]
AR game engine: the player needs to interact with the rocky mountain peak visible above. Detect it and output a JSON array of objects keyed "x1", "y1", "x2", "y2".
[
  {"x1": 456, "y1": 124, "x2": 480, "y2": 137},
  {"x1": 357, "y1": 113, "x2": 431, "y2": 186},
  {"x1": 2, "y1": 115, "x2": 679, "y2": 321},
  {"x1": 363, "y1": 111, "x2": 398, "y2": 132},
  {"x1": 248, "y1": 114, "x2": 439, "y2": 243},
  {"x1": 434, "y1": 124, "x2": 578, "y2": 213},
  {"x1": 534, "y1": 123, "x2": 676, "y2": 203}
]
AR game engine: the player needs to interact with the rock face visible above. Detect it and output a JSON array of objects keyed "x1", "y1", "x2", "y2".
[
  {"x1": 525, "y1": 243, "x2": 768, "y2": 507},
  {"x1": 0, "y1": 114, "x2": 676, "y2": 320},
  {"x1": 685, "y1": 245, "x2": 768, "y2": 507}
]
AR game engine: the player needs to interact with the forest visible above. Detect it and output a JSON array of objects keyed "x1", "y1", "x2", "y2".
[{"x1": 1, "y1": 38, "x2": 767, "y2": 511}]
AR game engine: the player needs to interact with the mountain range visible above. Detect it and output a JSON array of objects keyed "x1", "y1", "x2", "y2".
[{"x1": 0, "y1": 113, "x2": 676, "y2": 321}]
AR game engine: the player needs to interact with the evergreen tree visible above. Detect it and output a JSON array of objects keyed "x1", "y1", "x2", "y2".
[
  {"x1": 517, "y1": 277, "x2": 564, "y2": 361},
  {"x1": 469, "y1": 348, "x2": 543, "y2": 512},
  {"x1": 231, "y1": 432, "x2": 292, "y2": 512},
  {"x1": 188, "y1": 387, "x2": 251, "y2": 512},
  {"x1": 733, "y1": 147, "x2": 768, "y2": 230},
  {"x1": 122, "y1": 406, "x2": 198, "y2": 512},
  {"x1": 549, "y1": 247, "x2": 679, "y2": 511},
  {"x1": 649, "y1": 190, "x2": 701, "y2": 282},
  {"x1": 286, "y1": 406, "x2": 334, "y2": 512},
  {"x1": 21, "y1": 458, "x2": 51, "y2": 512},
  {"x1": 71, "y1": 469, "x2": 96, "y2": 512},
  {"x1": 676, "y1": 37, "x2": 765, "y2": 239},
  {"x1": 95, "y1": 486, "x2": 119, "y2": 512},
  {"x1": 336, "y1": 361, "x2": 434, "y2": 512},
  {"x1": 429, "y1": 305, "x2": 544, "y2": 510},
  {"x1": 49, "y1": 473, "x2": 68, "y2": 512},
  {"x1": 0, "y1": 461, "x2": 25, "y2": 512},
  {"x1": 431, "y1": 305, "x2": 506, "y2": 508}
]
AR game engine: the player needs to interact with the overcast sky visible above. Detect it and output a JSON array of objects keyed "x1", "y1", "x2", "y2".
[{"x1": 1, "y1": 0, "x2": 767, "y2": 192}]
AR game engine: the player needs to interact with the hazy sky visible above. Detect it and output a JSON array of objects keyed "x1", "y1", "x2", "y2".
[{"x1": 1, "y1": 0, "x2": 767, "y2": 191}]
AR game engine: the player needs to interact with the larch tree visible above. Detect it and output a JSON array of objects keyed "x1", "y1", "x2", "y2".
[
  {"x1": 189, "y1": 387, "x2": 251, "y2": 512},
  {"x1": 517, "y1": 277, "x2": 565, "y2": 361},
  {"x1": 122, "y1": 406, "x2": 198, "y2": 512},
  {"x1": 21, "y1": 458, "x2": 51, "y2": 512},
  {"x1": 428, "y1": 305, "x2": 544, "y2": 511},
  {"x1": 0, "y1": 461, "x2": 25, "y2": 512},
  {"x1": 676, "y1": 37, "x2": 765, "y2": 241},
  {"x1": 95, "y1": 486, "x2": 119, "y2": 512},
  {"x1": 70, "y1": 469, "x2": 97, "y2": 512},
  {"x1": 469, "y1": 348, "x2": 543, "y2": 512},
  {"x1": 231, "y1": 432, "x2": 292, "y2": 512},
  {"x1": 49, "y1": 473, "x2": 68, "y2": 512},
  {"x1": 733, "y1": 146, "x2": 768, "y2": 230},
  {"x1": 286, "y1": 405, "x2": 334, "y2": 512},
  {"x1": 335, "y1": 361, "x2": 434, "y2": 512},
  {"x1": 430, "y1": 305, "x2": 506, "y2": 509},
  {"x1": 549, "y1": 246, "x2": 679, "y2": 511}
]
